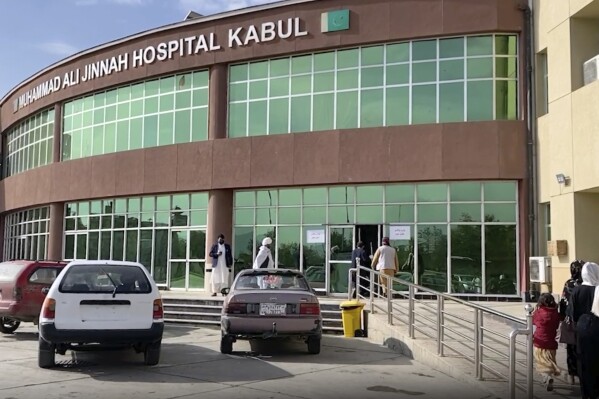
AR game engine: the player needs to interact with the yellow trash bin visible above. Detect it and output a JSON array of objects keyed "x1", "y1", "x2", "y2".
[{"x1": 339, "y1": 300, "x2": 365, "y2": 337}]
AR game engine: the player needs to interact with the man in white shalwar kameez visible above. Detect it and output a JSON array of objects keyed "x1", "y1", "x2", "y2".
[
  {"x1": 209, "y1": 234, "x2": 233, "y2": 296},
  {"x1": 253, "y1": 237, "x2": 274, "y2": 289}
]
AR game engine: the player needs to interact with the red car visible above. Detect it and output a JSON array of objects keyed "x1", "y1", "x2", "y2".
[{"x1": 0, "y1": 260, "x2": 68, "y2": 333}]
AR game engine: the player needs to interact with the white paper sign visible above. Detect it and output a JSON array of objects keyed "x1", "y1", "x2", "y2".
[
  {"x1": 389, "y1": 225, "x2": 411, "y2": 240},
  {"x1": 306, "y1": 229, "x2": 325, "y2": 243}
]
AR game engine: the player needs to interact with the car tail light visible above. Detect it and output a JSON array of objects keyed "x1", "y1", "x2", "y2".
[
  {"x1": 41, "y1": 298, "x2": 56, "y2": 319},
  {"x1": 13, "y1": 287, "x2": 22, "y2": 301},
  {"x1": 299, "y1": 303, "x2": 320, "y2": 315},
  {"x1": 153, "y1": 299, "x2": 163, "y2": 319},
  {"x1": 225, "y1": 302, "x2": 247, "y2": 314}
]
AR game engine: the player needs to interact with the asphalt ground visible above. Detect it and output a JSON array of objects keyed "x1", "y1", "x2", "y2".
[{"x1": 0, "y1": 323, "x2": 493, "y2": 399}]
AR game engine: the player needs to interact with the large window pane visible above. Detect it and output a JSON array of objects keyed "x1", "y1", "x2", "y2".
[
  {"x1": 277, "y1": 226, "x2": 301, "y2": 269},
  {"x1": 361, "y1": 89, "x2": 384, "y2": 127},
  {"x1": 233, "y1": 226, "x2": 254, "y2": 275},
  {"x1": 336, "y1": 91, "x2": 358, "y2": 129},
  {"x1": 418, "y1": 204, "x2": 447, "y2": 222},
  {"x1": 439, "y1": 82, "x2": 464, "y2": 123},
  {"x1": 418, "y1": 183, "x2": 447, "y2": 202},
  {"x1": 290, "y1": 96, "x2": 311, "y2": 133},
  {"x1": 269, "y1": 98, "x2": 289, "y2": 134},
  {"x1": 248, "y1": 101, "x2": 267, "y2": 135},
  {"x1": 412, "y1": 85, "x2": 436, "y2": 124},
  {"x1": 417, "y1": 225, "x2": 448, "y2": 291},
  {"x1": 386, "y1": 87, "x2": 409, "y2": 126},
  {"x1": 450, "y1": 225, "x2": 482, "y2": 293},
  {"x1": 485, "y1": 225, "x2": 517, "y2": 295},
  {"x1": 484, "y1": 182, "x2": 516, "y2": 201},
  {"x1": 451, "y1": 204, "x2": 481, "y2": 222},
  {"x1": 313, "y1": 94, "x2": 334, "y2": 131},
  {"x1": 496, "y1": 80, "x2": 517, "y2": 120},
  {"x1": 467, "y1": 81, "x2": 493, "y2": 121}
]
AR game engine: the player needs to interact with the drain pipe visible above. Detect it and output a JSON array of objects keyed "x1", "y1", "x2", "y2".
[{"x1": 522, "y1": 0, "x2": 539, "y2": 300}]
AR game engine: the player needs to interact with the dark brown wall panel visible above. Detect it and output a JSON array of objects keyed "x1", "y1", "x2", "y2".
[
  {"x1": 293, "y1": 131, "x2": 340, "y2": 185},
  {"x1": 0, "y1": 121, "x2": 527, "y2": 213},
  {"x1": 250, "y1": 135, "x2": 294, "y2": 187},
  {"x1": 115, "y1": 150, "x2": 144, "y2": 196}
]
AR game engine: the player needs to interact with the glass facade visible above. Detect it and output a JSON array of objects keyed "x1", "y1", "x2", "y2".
[
  {"x1": 62, "y1": 70, "x2": 209, "y2": 161},
  {"x1": 3, "y1": 207, "x2": 50, "y2": 261},
  {"x1": 64, "y1": 193, "x2": 208, "y2": 288},
  {"x1": 4, "y1": 108, "x2": 55, "y2": 177},
  {"x1": 228, "y1": 34, "x2": 518, "y2": 137},
  {"x1": 233, "y1": 182, "x2": 518, "y2": 295}
]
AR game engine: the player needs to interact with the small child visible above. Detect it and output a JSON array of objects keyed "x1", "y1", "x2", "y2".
[{"x1": 532, "y1": 293, "x2": 561, "y2": 391}]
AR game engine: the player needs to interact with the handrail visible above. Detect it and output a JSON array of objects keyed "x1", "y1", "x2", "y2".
[{"x1": 348, "y1": 266, "x2": 534, "y2": 399}]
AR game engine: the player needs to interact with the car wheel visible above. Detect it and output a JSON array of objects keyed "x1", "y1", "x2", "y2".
[
  {"x1": 220, "y1": 335, "x2": 233, "y2": 354},
  {"x1": 144, "y1": 340, "x2": 161, "y2": 366},
  {"x1": 38, "y1": 336, "x2": 55, "y2": 368},
  {"x1": 0, "y1": 317, "x2": 21, "y2": 334},
  {"x1": 307, "y1": 336, "x2": 321, "y2": 355}
]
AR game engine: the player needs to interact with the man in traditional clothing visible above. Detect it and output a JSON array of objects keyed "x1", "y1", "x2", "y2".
[
  {"x1": 252, "y1": 237, "x2": 274, "y2": 269},
  {"x1": 209, "y1": 234, "x2": 233, "y2": 296}
]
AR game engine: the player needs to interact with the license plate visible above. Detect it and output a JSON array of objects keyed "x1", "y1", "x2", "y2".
[{"x1": 260, "y1": 303, "x2": 286, "y2": 316}]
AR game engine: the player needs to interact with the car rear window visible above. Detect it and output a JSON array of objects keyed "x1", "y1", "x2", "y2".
[
  {"x1": 59, "y1": 264, "x2": 151, "y2": 294},
  {"x1": 0, "y1": 262, "x2": 27, "y2": 282},
  {"x1": 28, "y1": 267, "x2": 60, "y2": 285},
  {"x1": 235, "y1": 272, "x2": 310, "y2": 291}
]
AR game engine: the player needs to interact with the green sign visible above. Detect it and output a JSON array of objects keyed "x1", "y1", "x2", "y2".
[{"x1": 321, "y1": 9, "x2": 350, "y2": 33}]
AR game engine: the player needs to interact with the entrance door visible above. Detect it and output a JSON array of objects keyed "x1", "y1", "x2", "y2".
[
  {"x1": 328, "y1": 226, "x2": 355, "y2": 296},
  {"x1": 169, "y1": 229, "x2": 206, "y2": 290}
]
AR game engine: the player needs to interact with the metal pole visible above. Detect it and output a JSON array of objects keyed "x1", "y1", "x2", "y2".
[
  {"x1": 347, "y1": 268, "x2": 353, "y2": 300},
  {"x1": 525, "y1": 304, "x2": 534, "y2": 399},
  {"x1": 479, "y1": 310, "x2": 484, "y2": 379},
  {"x1": 408, "y1": 285, "x2": 415, "y2": 338},
  {"x1": 437, "y1": 296, "x2": 444, "y2": 356},
  {"x1": 387, "y1": 274, "x2": 393, "y2": 325},
  {"x1": 474, "y1": 309, "x2": 481, "y2": 379},
  {"x1": 508, "y1": 330, "x2": 518, "y2": 399},
  {"x1": 370, "y1": 269, "x2": 375, "y2": 314}
]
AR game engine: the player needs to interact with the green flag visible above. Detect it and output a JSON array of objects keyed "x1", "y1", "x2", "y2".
[{"x1": 321, "y1": 9, "x2": 350, "y2": 33}]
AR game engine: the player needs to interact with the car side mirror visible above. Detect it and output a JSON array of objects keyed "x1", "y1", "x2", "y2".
[
  {"x1": 221, "y1": 287, "x2": 230, "y2": 296},
  {"x1": 41, "y1": 287, "x2": 50, "y2": 295}
]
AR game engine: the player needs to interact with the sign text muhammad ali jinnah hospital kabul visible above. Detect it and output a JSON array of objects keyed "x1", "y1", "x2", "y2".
[{"x1": 11, "y1": 17, "x2": 308, "y2": 112}]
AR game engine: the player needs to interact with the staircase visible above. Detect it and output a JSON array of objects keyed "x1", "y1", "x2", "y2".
[{"x1": 162, "y1": 297, "x2": 344, "y2": 334}]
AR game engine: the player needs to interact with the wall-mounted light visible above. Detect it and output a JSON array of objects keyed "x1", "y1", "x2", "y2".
[{"x1": 556, "y1": 173, "x2": 570, "y2": 186}]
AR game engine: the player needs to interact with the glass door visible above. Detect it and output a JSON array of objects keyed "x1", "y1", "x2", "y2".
[
  {"x1": 169, "y1": 228, "x2": 206, "y2": 290},
  {"x1": 328, "y1": 226, "x2": 355, "y2": 296}
]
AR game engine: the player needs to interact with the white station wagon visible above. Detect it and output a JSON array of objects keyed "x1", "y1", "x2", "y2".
[{"x1": 38, "y1": 260, "x2": 164, "y2": 368}]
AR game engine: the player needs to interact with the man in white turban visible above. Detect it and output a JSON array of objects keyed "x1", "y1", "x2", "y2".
[{"x1": 253, "y1": 237, "x2": 274, "y2": 269}]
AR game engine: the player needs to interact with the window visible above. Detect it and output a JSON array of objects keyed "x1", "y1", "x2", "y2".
[
  {"x1": 536, "y1": 51, "x2": 548, "y2": 116},
  {"x1": 3, "y1": 207, "x2": 50, "y2": 261},
  {"x1": 228, "y1": 34, "x2": 519, "y2": 137}
]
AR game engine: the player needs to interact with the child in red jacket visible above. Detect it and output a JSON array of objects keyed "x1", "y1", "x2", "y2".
[{"x1": 533, "y1": 293, "x2": 561, "y2": 391}]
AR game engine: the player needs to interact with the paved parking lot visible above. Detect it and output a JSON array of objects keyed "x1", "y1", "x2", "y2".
[{"x1": 0, "y1": 324, "x2": 493, "y2": 399}]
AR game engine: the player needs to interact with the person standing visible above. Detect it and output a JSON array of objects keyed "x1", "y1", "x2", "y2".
[
  {"x1": 209, "y1": 234, "x2": 233, "y2": 297},
  {"x1": 252, "y1": 237, "x2": 274, "y2": 269},
  {"x1": 371, "y1": 237, "x2": 398, "y2": 297},
  {"x1": 560, "y1": 260, "x2": 584, "y2": 385},
  {"x1": 569, "y1": 262, "x2": 599, "y2": 399},
  {"x1": 351, "y1": 241, "x2": 370, "y2": 298},
  {"x1": 533, "y1": 293, "x2": 561, "y2": 391}
]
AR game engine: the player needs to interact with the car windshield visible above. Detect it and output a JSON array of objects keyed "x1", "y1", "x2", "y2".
[
  {"x1": 234, "y1": 271, "x2": 310, "y2": 291},
  {"x1": 59, "y1": 264, "x2": 151, "y2": 294}
]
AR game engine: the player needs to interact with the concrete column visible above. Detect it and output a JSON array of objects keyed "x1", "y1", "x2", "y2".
[
  {"x1": 47, "y1": 203, "x2": 64, "y2": 260},
  {"x1": 208, "y1": 63, "x2": 228, "y2": 140},
  {"x1": 205, "y1": 189, "x2": 233, "y2": 290},
  {"x1": 53, "y1": 103, "x2": 62, "y2": 163}
]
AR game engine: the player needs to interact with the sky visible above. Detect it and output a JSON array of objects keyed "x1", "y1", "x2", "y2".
[{"x1": 0, "y1": 0, "x2": 280, "y2": 97}]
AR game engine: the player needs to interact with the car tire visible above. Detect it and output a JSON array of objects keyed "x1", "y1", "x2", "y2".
[
  {"x1": 0, "y1": 317, "x2": 21, "y2": 334},
  {"x1": 220, "y1": 335, "x2": 233, "y2": 354},
  {"x1": 307, "y1": 336, "x2": 321, "y2": 355},
  {"x1": 38, "y1": 337, "x2": 55, "y2": 368},
  {"x1": 144, "y1": 340, "x2": 161, "y2": 366}
]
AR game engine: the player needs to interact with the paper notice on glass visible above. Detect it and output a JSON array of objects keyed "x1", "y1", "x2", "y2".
[
  {"x1": 306, "y1": 229, "x2": 326, "y2": 243},
  {"x1": 389, "y1": 225, "x2": 411, "y2": 240}
]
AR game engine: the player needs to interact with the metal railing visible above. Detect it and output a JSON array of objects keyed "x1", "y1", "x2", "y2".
[{"x1": 348, "y1": 266, "x2": 534, "y2": 399}]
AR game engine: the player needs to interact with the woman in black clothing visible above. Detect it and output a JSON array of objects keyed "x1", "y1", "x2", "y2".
[
  {"x1": 560, "y1": 260, "x2": 584, "y2": 384},
  {"x1": 569, "y1": 262, "x2": 599, "y2": 399}
]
